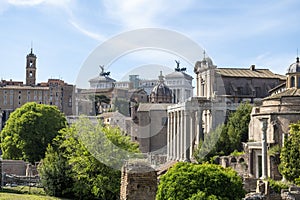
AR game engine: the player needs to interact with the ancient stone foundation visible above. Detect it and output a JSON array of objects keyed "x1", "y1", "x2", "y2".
[{"x1": 120, "y1": 161, "x2": 157, "y2": 200}]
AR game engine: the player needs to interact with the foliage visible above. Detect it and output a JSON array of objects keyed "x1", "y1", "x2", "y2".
[
  {"x1": 188, "y1": 191, "x2": 219, "y2": 200},
  {"x1": 156, "y1": 162, "x2": 245, "y2": 200},
  {"x1": 38, "y1": 145, "x2": 73, "y2": 198},
  {"x1": 193, "y1": 124, "x2": 225, "y2": 163},
  {"x1": 2, "y1": 186, "x2": 46, "y2": 195},
  {"x1": 230, "y1": 150, "x2": 245, "y2": 157},
  {"x1": 39, "y1": 117, "x2": 140, "y2": 199},
  {"x1": 193, "y1": 103, "x2": 252, "y2": 162},
  {"x1": 227, "y1": 102, "x2": 252, "y2": 151},
  {"x1": 280, "y1": 122, "x2": 300, "y2": 182},
  {"x1": 267, "y1": 178, "x2": 289, "y2": 194},
  {"x1": 1, "y1": 102, "x2": 67, "y2": 163}
]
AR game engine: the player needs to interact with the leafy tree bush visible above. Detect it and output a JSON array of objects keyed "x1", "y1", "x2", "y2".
[
  {"x1": 156, "y1": 162, "x2": 245, "y2": 200},
  {"x1": 193, "y1": 102, "x2": 252, "y2": 162},
  {"x1": 38, "y1": 145, "x2": 73, "y2": 198},
  {"x1": 227, "y1": 102, "x2": 252, "y2": 151},
  {"x1": 267, "y1": 178, "x2": 289, "y2": 194},
  {"x1": 1, "y1": 102, "x2": 67, "y2": 163},
  {"x1": 39, "y1": 117, "x2": 140, "y2": 199},
  {"x1": 280, "y1": 122, "x2": 300, "y2": 182}
]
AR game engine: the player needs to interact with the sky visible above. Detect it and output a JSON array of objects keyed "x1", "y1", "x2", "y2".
[{"x1": 1, "y1": 0, "x2": 300, "y2": 88}]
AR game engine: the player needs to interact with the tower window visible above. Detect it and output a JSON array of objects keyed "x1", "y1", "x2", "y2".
[{"x1": 29, "y1": 71, "x2": 33, "y2": 77}]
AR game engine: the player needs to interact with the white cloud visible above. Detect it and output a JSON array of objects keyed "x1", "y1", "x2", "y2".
[
  {"x1": 102, "y1": 0, "x2": 194, "y2": 29},
  {"x1": 7, "y1": 0, "x2": 71, "y2": 7},
  {"x1": 7, "y1": 0, "x2": 44, "y2": 6},
  {"x1": 69, "y1": 20, "x2": 106, "y2": 42}
]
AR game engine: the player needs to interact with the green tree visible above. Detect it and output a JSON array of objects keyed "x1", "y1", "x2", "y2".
[
  {"x1": 38, "y1": 145, "x2": 73, "y2": 198},
  {"x1": 39, "y1": 117, "x2": 140, "y2": 199},
  {"x1": 1, "y1": 102, "x2": 66, "y2": 163},
  {"x1": 280, "y1": 122, "x2": 300, "y2": 182},
  {"x1": 227, "y1": 102, "x2": 252, "y2": 152},
  {"x1": 156, "y1": 162, "x2": 245, "y2": 200}
]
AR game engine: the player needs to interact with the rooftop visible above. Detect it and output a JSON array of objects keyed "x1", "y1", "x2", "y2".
[{"x1": 217, "y1": 68, "x2": 286, "y2": 80}]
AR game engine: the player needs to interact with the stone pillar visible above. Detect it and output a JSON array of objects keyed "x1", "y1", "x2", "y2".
[
  {"x1": 167, "y1": 112, "x2": 170, "y2": 160},
  {"x1": 173, "y1": 112, "x2": 177, "y2": 160},
  {"x1": 176, "y1": 111, "x2": 180, "y2": 160},
  {"x1": 260, "y1": 118, "x2": 268, "y2": 179},
  {"x1": 184, "y1": 111, "x2": 191, "y2": 162},
  {"x1": 190, "y1": 111, "x2": 196, "y2": 157},
  {"x1": 196, "y1": 109, "x2": 203, "y2": 142},
  {"x1": 168, "y1": 112, "x2": 173, "y2": 160},
  {"x1": 180, "y1": 110, "x2": 184, "y2": 161},
  {"x1": 249, "y1": 149, "x2": 254, "y2": 177}
]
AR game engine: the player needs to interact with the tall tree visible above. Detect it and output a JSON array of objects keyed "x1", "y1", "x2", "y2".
[
  {"x1": 39, "y1": 117, "x2": 140, "y2": 199},
  {"x1": 227, "y1": 102, "x2": 252, "y2": 151},
  {"x1": 156, "y1": 162, "x2": 245, "y2": 200},
  {"x1": 280, "y1": 122, "x2": 300, "y2": 182},
  {"x1": 1, "y1": 102, "x2": 66, "y2": 163}
]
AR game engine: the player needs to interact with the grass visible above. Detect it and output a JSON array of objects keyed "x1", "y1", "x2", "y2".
[
  {"x1": 0, "y1": 193, "x2": 63, "y2": 200},
  {"x1": 0, "y1": 186, "x2": 68, "y2": 200}
]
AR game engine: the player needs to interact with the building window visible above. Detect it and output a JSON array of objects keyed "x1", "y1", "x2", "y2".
[
  {"x1": 291, "y1": 76, "x2": 295, "y2": 87},
  {"x1": 10, "y1": 95, "x2": 13, "y2": 105},
  {"x1": 3, "y1": 95, "x2": 7, "y2": 105},
  {"x1": 68, "y1": 96, "x2": 72, "y2": 107}
]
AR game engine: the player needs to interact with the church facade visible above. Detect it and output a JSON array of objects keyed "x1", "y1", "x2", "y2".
[
  {"x1": 247, "y1": 57, "x2": 300, "y2": 180},
  {"x1": 167, "y1": 55, "x2": 285, "y2": 162}
]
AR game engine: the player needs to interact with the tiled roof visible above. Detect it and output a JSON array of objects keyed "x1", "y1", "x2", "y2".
[
  {"x1": 216, "y1": 68, "x2": 286, "y2": 80},
  {"x1": 264, "y1": 88, "x2": 300, "y2": 100},
  {"x1": 0, "y1": 85, "x2": 49, "y2": 90},
  {"x1": 137, "y1": 103, "x2": 173, "y2": 112}
]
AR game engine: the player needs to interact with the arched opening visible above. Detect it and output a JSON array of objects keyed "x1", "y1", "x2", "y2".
[
  {"x1": 291, "y1": 76, "x2": 295, "y2": 87},
  {"x1": 231, "y1": 157, "x2": 237, "y2": 163}
]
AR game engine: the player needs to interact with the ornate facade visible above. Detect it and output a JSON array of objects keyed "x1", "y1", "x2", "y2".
[
  {"x1": 247, "y1": 57, "x2": 300, "y2": 180},
  {"x1": 167, "y1": 56, "x2": 285, "y2": 162}
]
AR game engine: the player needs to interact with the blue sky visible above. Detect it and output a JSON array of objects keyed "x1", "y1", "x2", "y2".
[{"x1": 1, "y1": 0, "x2": 300, "y2": 87}]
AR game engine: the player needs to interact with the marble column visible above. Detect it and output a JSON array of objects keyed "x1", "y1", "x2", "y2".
[
  {"x1": 184, "y1": 111, "x2": 191, "y2": 162},
  {"x1": 260, "y1": 118, "x2": 268, "y2": 179},
  {"x1": 180, "y1": 110, "x2": 184, "y2": 161},
  {"x1": 196, "y1": 108, "x2": 203, "y2": 144},
  {"x1": 167, "y1": 112, "x2": 171, "y2": 160},
  {"x1": 176, "y1": 111, "x2": 180, "y2": 160},
  {"x1": 173, "y1": 112, "x2": 176, "y2": 160},
  {"x1": 190, "y1": 111, "x2": 196, "y2": 157}
]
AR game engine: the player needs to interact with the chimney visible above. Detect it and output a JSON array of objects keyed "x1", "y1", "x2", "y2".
[{"x1": 250, "y1": 65, "x2": 255, "y2": 71}]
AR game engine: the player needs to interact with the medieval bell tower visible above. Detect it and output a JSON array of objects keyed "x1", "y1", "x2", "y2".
[{"x1": 26, "y1": 48, "x2": 37, "y2": 86}]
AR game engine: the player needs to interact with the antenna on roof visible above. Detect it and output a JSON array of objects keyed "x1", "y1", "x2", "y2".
[{"x1": 31, "y1": 41, "x2": 33, "y2": 53}]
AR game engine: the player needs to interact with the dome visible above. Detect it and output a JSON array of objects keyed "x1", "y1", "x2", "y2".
[
  {"x1": 287, "y1": 57, "x2": 300, "y2": 73},
  {"x1": 150, "y1": 71, "x2": 173, "y2": 103}
]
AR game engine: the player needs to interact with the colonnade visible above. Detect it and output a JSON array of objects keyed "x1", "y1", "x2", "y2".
[{"x1": 167, "y1": 104, "x2": 207, "y2": 161}]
